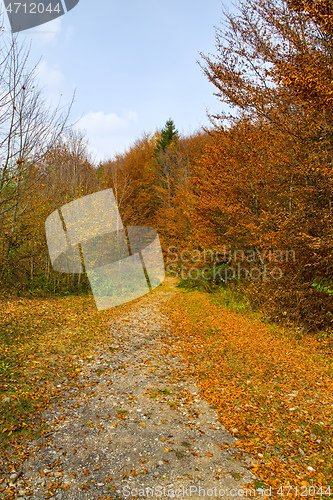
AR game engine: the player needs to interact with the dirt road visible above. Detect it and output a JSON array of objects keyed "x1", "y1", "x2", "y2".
[{"x1": 8, "y1": 288, "x2": 257, "y2": 500}]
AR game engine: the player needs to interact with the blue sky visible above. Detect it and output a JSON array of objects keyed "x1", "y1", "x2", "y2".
[{"x1": 2, "y1": 0, "x2": 231, "y2": 164}]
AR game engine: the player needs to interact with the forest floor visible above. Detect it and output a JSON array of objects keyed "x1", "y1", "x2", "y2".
[{"x1": 0, "y1": 278, "x2": 333, "y2": 499}]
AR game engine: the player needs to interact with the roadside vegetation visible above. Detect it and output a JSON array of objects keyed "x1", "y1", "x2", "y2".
[{"x1": 165, "y1": 283, "x2": 333, "y2": 498}]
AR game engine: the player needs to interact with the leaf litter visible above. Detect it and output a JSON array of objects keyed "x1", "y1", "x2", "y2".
[
  {"x1": 165, "y1": 289, "x2": 333, "y2": 499},
  {"x1": 0, "y1": 283, "x2": 259, "y2": 500}
]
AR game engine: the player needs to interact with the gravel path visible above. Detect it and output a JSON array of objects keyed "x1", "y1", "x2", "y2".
[{"x1": 7, "y1": 288, "x2": 258, "y2": 500}]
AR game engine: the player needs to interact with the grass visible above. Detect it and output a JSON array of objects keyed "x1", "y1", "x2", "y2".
[
  {"x1": 157, "y1": 388, "x2": 172, "y2": 395},
  {"x1": 211, "y1": 285, "x2": 252, "y2": 315},
  {"x1": 163, "y1": 285, "x2": 333, "y2": 499}
]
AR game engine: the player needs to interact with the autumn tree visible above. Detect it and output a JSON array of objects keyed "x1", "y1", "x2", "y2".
[
  {"x1": 153, "y1": 131, "x2": 210, "y2": 249},
  {"x1": 0, "y1": 128, "x2": 95, "y2": 293},
  {"x1": 276, "y1": 0, "x2": 333, "y2": 111},
  {"x1": 98, "y1": 128, "x2": 210, "y2": 254},
  {"x1": 195, "y1": 0, "x2": 333, "y2": 330},
  {"x1": 0, "y1": 33, "x2": 73, "y2": 286},
  {"x1": 41, "y1": 129, "x2": 96, "y2": 208},
  {"x1": 98, "y1": 134, "x2": 158, "y2": 228}
]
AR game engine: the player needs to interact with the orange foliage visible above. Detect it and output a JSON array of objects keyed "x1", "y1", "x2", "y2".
[{"x1": 165, "y1": 290, "x2": 333, "y2": 497}]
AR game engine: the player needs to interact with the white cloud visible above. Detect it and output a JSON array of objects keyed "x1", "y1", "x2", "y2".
[
  {"x1": 37, "y1": 60, "x2": 66, "y2": 89},
  {"x1": 77, "y1": 111, "x2": 139, "y2": 136},
  {"x1": 29, "y1": 17, "x2": 63, "y2": 47},
  {"x1": 36, "y1": 60, "x2": 68, "y2": 104},
  {"x1": 75, "y1": 110, "x2": 140, "y2": 163}
]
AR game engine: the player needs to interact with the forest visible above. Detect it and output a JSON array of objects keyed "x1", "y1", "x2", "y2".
[
  {"x1": 1, "y1": 0, "x2": 333, "y2": 496},
  {"x1": 1, "y1": 0, "x2": 332, "y2": 334}
]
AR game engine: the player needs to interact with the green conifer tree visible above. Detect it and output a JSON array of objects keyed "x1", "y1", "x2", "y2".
[{"x1": 154, "y1": 119, "x2": 178, "y2": 157}]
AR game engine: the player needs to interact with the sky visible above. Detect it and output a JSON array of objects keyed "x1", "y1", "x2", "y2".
[{"x1": 1, "y1": 0, "x2": 232, "y2": 164}]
